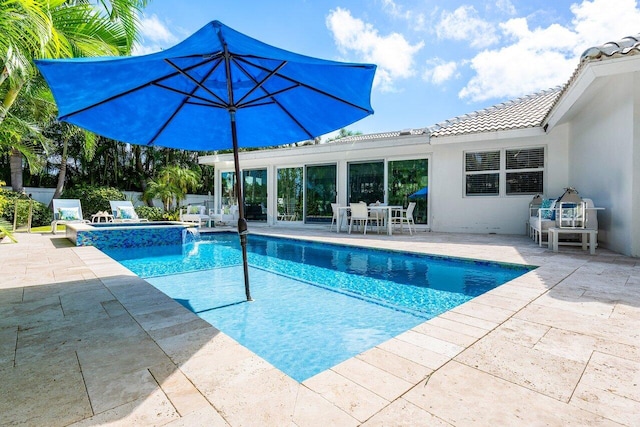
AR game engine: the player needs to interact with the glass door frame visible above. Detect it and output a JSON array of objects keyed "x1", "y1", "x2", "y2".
[
  {"x1": 304, "y1": 162, "x2": 337, "y2": 224},
  {"x1": 276, "y1": 165, "x2": 304, "y2": 223},
  {"x1": 386, "y1": 155, "x2": 431, "y2": 228}
]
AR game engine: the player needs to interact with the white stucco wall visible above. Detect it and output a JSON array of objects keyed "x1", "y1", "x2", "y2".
[
  {"x1": 566, "y1": 72, "x2": 638, "y2": 256},
  {"x1": 428, "y1": 126, "x2": 569, "y2": 234},
  {"x1": 201, "y1": 127, "x2": 570, "y2": 236}
]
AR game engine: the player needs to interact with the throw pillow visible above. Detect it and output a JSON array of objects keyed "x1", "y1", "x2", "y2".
[
  {"x1": 117, "y1": 206, "x2": 136, "y2": 219},
  {"x1": 58, "y1": 207, "x2": 80, "y2": 221},
  {"x1": 188, "y1": 205, "x2": 202, "y2": 215},
  {"x1": 539, "y1": 199, "x2": 556, "y2": 220}
]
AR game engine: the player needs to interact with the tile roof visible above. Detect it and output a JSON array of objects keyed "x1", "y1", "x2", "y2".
[
  {"x1": 580, "y1": 34, "x2": 640, "y2": 62},
  {"x1": 542, "y1": 33, "x2": 640, "y2": 124},
  {"x1": 428, "y1": 87, "x2": 562, "y2": 138},
  {"x1": 330, "y1": 128, "x2": 429, "y2": 143}
]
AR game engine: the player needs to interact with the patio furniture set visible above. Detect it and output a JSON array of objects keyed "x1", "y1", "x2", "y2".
[
  {"x1": 528, "y1": 188, "x2": 604, "y2": 255},
  {"x1": 331, "y1": 202, "x2": 416, "y2": 236}
]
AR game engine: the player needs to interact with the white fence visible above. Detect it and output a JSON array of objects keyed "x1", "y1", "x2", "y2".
[{"x1": 2, "y1": 187, "x2": 212, "y2": 210}]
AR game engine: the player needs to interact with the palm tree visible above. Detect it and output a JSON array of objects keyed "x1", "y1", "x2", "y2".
[
  {"x1": 0, "y1": 0, "x2": 149, "y2": 191},
  {"x1": 143, "y1": 166, "x2": 200, "y2": 210}
]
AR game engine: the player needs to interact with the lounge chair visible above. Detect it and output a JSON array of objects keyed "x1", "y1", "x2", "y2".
[
  {"x1": 51, "y1": 199, "x2": 90, "y2": 234},
  {"x1": 179, "y1": 204, "x2": 211, "y2": 227},
  {"x1": 109, "y1": 200, "x2": 148, "y2": 223}
]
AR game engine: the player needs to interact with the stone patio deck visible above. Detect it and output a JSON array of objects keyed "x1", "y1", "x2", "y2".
[{"x1": 1, "y1": 228, "x2": 639, "y2": 426}]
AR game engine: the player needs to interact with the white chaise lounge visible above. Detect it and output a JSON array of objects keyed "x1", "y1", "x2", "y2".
[
  {"x1": 51, "y1": 199, "x2": 90, "y2": 234},
  {"x1": 109, "y1": 200, "x2": 148, "y2": 222}
]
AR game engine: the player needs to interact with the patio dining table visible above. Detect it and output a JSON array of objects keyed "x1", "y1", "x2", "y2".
[{"x1": 336, "y1": 205, "x2": 403, "y2": 235}]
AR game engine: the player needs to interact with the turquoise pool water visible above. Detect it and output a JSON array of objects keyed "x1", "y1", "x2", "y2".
[{"x1": 103, "y1": 233, "x2": 533, "y2": 381}]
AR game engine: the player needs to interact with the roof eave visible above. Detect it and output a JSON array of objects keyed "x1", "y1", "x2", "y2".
[
  {"x1": 544, "y1": 54, "x2": 640, "y2": 131},
  {"x1": 430, "y1": 126, "x2": 545, "y2": 145}
]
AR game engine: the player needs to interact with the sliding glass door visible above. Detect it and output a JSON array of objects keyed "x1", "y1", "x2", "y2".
[
  {"x1": 305, "y1": 164, "x2": 336, "y2": 223},
  {"x1": 277, "y1": 167, "x2": 303, "y2": 221},
  {"x1": 242, "y1": 168, "x2": 267, "y2": 221},
  {"x1": 388, "y1": 158, "x2": 429, "y2": 225},
  {"x1": 348, "y1": 161, "x2": 384, "y2": 204}
]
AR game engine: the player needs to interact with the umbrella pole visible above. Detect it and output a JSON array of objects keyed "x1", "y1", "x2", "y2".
[{"x1": 230, "y1": 111, "x2": 252, "y2": 301}]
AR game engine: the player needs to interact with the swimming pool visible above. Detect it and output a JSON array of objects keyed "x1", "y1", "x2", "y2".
[{"x1": 103, "y1": 233, "x2": 533, "y2": 381}]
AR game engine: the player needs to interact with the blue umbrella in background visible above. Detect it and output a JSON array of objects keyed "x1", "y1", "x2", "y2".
[
  {"x1": 35, "y1": 21, "x2": 376, "y2": 301},
  {"x1": 409, "y1": 186, "x2": 428, "y2": 199}
]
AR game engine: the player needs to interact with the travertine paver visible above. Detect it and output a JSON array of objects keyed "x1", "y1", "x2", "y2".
[
  {"x1": 0, "y1": 229, "x2": 639, "y2": 426},
  {"x1": 403, "y1": 361, "x2": 617, "y2": 426}
]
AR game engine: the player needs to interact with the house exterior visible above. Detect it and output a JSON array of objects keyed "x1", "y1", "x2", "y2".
[{"x1": 200, "y1": 35, "x2": 640, "y2": 257}]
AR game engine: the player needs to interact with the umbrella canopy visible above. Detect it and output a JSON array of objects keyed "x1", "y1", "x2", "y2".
[
  {"x1": 408, "y1": 186, "x2": 428, "y2": 199},
  {"x1": 35, "y1": 21, "x2": 376, "y2": 301},
  {"x1": 35, "y1": 20, "x2": 375, "y2": 149}
]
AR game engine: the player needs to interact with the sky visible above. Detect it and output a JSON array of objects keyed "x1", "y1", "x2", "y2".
[{"x1": 135, "y1": 0, "x2": 640, "y2": 138}]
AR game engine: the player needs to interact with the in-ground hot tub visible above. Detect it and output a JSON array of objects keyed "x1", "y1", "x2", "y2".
[{"x1": 64, "y1": 221, "x2": 196, "y2": 249}]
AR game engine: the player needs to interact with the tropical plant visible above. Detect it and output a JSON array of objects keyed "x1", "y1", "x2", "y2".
[
  {"x1": 143, "y1": 165, "x2": 200, "y2": 210},
  {"x1": 325, "y1": 128, "x2": 362, "y2": 142},
  {"x1": 0, "y1": 0, "x2": 149, "y2": 191},
  {"x1": 133, "y1": 205, "x2": 163, "y2": 221},
  {"x1": 61, "y1": 184, "x2": 125, "y2": 218},
  {"x1": 0, "y1": 218, "x2": 17, "y2": 242}
]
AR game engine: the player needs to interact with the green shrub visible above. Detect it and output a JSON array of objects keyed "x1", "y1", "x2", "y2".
[
  {"x1": 0, "y1": 189, "x2": 52, "y2": 228},
  {"x1": 161, "y1": 207, "x2": 181, "y2": 221},
  {"x1": 62, "y1": 185, "x2": 126, "y2": 219},
  {"x1": 134, "y1": 206, "x2": 164, "y2": 221}
]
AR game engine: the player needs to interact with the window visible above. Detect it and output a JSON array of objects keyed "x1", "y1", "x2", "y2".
[
  {"x1": 464, "y1": 147, "x2": 544, "y2": 196},
  {"x1": 465, "y1": 151, "x2": 500, "y2": 195},
  {"x1": 506, "y1": 148, "x2": 544, "y2": 195}
]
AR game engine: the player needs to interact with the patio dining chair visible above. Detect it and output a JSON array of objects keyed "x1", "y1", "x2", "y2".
[
  {"x1": 330, "y1": 203, "x2": 340, "y2": 231},
  {"x1": 349, "y1": 202, "x2": 369, "y2": 234},
  {"x1": 390, "y1": 202, "x2": 415, "y2": 235},
  {"x1": 368, "y1": 203, "x2": 386, "y2": 234}
]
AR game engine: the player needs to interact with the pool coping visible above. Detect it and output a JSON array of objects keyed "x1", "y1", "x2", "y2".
[{"x1": 1, "y1": 227, "x2": 639, "y2": 426}]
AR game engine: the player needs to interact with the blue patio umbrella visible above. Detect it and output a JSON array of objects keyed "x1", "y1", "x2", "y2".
[
  {"x1": 408, "y1": 186, "x2": 428, "y2": 199},
  {"x1": 35, "y1": 21, "x2": 376, "y2": 301}
]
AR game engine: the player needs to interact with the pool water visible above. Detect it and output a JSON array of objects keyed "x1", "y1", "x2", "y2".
[{"x1": 103, "y1": 233, "x2": 533, "y2": 382}]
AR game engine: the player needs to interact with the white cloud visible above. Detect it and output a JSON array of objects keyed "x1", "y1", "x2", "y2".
[
  {"x1": 458, "y1": 0, "x2": 640, "y2": 102},
  {"x1": 381, "y1": 0, "x2": 427, "y2": 32},
  {"x1": 495, "y1": 0, "x2": 516, "y2": 15},
  {"x1": 570, "y1": 0, "x2": 640, "y2": 54},
  {"x1": 132, "y1": 14, "x2": 177, "y2": 55},
  {"x1": 436, "y1": 5, "x2": 499, "y2": 49},
  {"x1": 423, "y1": 59, "x2": 459, "y2": 85},
  {"x1": 326, "y1": 8, "x2": 424, "y2": 92}
]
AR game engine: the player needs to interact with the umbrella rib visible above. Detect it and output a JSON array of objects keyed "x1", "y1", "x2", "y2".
[
  {"x1": 230, "y1": 58, "x2": 313, "y2": 138},
  {"x1": 153, "y1": 82, "x2": 227, "y2": 109},
  {"x1": 234, "y1": 56, "x2": 373, "y2": 114},
  {"x1": 147, "y1": 60, "x2": 221, "y2": 145},
  {"x1": 164, "y1": 58, "x2": 230, "y2": 107},
  {"x1": 58, "y1": 56, "x2": 221, "y2": 121},
  {"x1": 233, "y1": 60, "x2": 288, "y2": 106}
]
